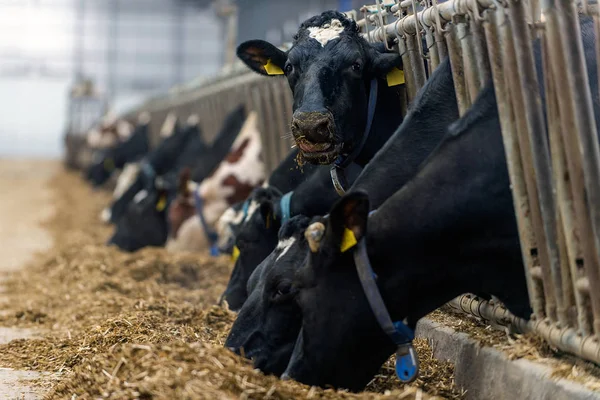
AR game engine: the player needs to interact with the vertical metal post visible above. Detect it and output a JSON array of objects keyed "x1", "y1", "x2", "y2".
[
  {"x1": 73, "y1": 0, "x2": 85, "y2": 82},
  {"x1": 397, "y1": 36, "x2": 418, "y2": 102},
  {"x1": 508, "y1": 0, "x2": 565, "y2": 324},
  {"x1": 542, "y1": 32, "x2": 583, "y2": 330},
  {"x1": 483, "y1": 8, "x2": 544, "y2": 319},
  {"x1": 425, "y1": 27, "x2": 441, "y2": 71},
  {"x1": 106, "y1": 0, "x2": 119, "y2": 102},
  {"x1": 172, "y1": 2, "x2": 185, "y2": 87},
  {"x1": 445, "y1": 24, "x2": 470, "y2": 116},
  {"x1": 456, "y1": 18, "x2": 479, "y2": 103},
  {"x1": 500, "y1": 11, "x2": 549, "y2": 320},
  {"x1": 543, "y1": 0, "x2": 600, "y2": 335}
]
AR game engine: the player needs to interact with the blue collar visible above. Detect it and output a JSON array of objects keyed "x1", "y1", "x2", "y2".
[
  {"x1": 279, "y1": 192, "x2": 293, "y2": 224},
  {"x1": 330, "y1": 78, "x2": 378, "y2": 196},
  {"x1": 241, "y1": 198, "x2": 250, "y2": 220},
  {"x1": 352, "y1": 232, "x2": 419, "y2": 382},
  {"x1": 193, "y1": 189, "x2": 220, "y2": 256}
]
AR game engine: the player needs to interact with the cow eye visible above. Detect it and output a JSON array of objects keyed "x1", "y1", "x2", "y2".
[
  {"x1": 351, "y1": 62, "x2": 362, "y2": 72},
  {"x1": 285, "y1": 64, "x2": 294, "y2": 74},
  {"x1": 272, "y1": 282, "x2": 293, "y2": 302}
]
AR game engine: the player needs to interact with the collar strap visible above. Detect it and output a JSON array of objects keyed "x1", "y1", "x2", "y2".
[
  {"x1": 330, "y1": 78, "x2": 378, "y2": 196},
  {"x1": 141, "y1": 161, "x2": 156, "y2": 181},
  {"x1": 279, "y1": 192, "x2": 293, "y2": 224},
  {"x1": 353, "y1": 238, "x2": 419, "y2": 383},
  {"x1": 241, "y1": 199, "x2": 251, "y2": 220},
  {"x1": 193, "y1": 189, "x2": 220, "y2": 256}
]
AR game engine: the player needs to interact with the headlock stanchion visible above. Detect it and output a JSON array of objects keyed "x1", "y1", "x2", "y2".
[{"x1": 112, "y1": 0, "x2": 600, "y2": 371}]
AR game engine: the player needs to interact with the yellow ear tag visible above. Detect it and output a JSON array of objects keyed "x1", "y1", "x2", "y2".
[
  {"x1": 156, "y1": 194, "x2": 167, "y2": 211},
  {"x1": 232, "y1": 245, "x2": 240, "y2": 263},
  {"x1": 340, "y1": 228, "x2": 358, "y2": 253},
  {"x1": 386, "y1": 67, "x2": 405, "y2": 87},
  {"x1": 264, "y1": 59, "x2": 284, "y2": 75},
  {"x1": 103, "y1": 157, "x2": 115, "y2": 172}
]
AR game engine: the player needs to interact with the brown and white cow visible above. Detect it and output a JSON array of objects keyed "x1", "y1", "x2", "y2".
[{"x1": 166, "y1": 111, "x2": 265, "y2": 252}]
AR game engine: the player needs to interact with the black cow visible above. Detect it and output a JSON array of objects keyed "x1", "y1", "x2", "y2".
[
  {"x1": 284, "y1": 15, "x2": 600, "y2": 387},
  {"x1": 282, "y1": 85, "x2": 531, "y2": 390},
  {"x1": 221, "y1": 163, "x2": 362, "y2": 311},
  {"x1": 226, "y1": 215, "x2": 312, "y2": 375},
  {"x1": 86, "y1": 118, "x2": 151, "y2": 187},
  {"x1": 237, "y1": 11, "x2": 404, "y2": 167},
  {"x1": 225, "y1": 55, "x2": 457, "y2": 367},
  {"x1": 107, "y1": 122, "x2": 208, "y2": 252},
  {"x1": 107, "y1": 118, "x2": 199, "y2": 224}
]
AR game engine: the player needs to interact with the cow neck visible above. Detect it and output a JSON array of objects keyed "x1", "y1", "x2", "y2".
[
  {"x1": 330, "y1": 78, "x2": 377, "y2": 195},
  {"x1": 192, "y1": 188, "x2": 220, "y2": 256},
  {"x1": 331, "y1": 77, "x2": 401, "y2": 195}
]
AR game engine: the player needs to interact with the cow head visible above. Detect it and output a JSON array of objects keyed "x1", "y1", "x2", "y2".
[
  {"x1": 107, "y1": 184, "x2": 173, "y2": 252},
  {"x1": 215, "y1": 201, "x2": 246, "y2": 255},
  {"x1": 167, "y1": 168, "x2": 196, "y2": 239},
  {"x1": 237, "y1": 11, "x2": 401, "y2": 164},
  {"x1": 225, "y1": 215, "x2": 311, "y2": 375},
  {"x1": 283, "y1": 191, "x2": 395, "y2": 390},
  {"x1": 220, "y1": 187, "x2": 281, "y2": 311},
  {"x1": 86, "y1": 149, "x2": 117, "y2": 187}
]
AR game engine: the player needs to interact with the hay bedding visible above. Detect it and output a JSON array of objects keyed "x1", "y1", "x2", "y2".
[{"x1": 0, "y1": 170, "x2": 463, "y2": 399}]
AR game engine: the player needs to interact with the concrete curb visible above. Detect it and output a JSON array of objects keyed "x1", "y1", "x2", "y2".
[{"x1": 416, "y1": 318, "x2": 600, "y2": 400}]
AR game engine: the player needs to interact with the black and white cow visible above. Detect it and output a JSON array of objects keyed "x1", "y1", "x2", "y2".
[
  {"x1": 237, "y1": 11, "x2": 404, "y2": 167},
  {"x1": 221, "y1": 163, "x2": 362, "y2": 311},
  {"x1": 86, "y1": 113, "x2": 151, "y2": 187},
  {"x1": 215, "y1": 148, "x2": 319, "y2": 256},
  {"x1": 227, "y1": 15, "x2": 600, "y2": 388},
  {"x1": 105, "y1": 116, "x2": 198, "y2": 224},
  {"x1": 107, "y1": 117, "x2": 208, "y2": 252},
  {"x1": 225, "y1": 55, "x2": 457, "y2": 362},
  {"x1": 281, "y1": 16, "x2": 600, "y2": 390}
]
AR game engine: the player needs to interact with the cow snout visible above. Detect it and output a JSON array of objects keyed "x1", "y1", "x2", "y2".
[{"x1": 291, "y1": 111, "x2": 334, "y2": 143}]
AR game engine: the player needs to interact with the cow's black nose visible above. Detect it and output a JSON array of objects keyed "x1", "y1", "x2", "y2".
[{"x1": 291, "y1": 111, "x2": 333, "y2": 142}]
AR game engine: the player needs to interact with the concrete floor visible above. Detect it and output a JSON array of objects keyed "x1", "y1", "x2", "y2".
[{"x1": 0, "y1": 159, "x2": 58, "y2": 399}]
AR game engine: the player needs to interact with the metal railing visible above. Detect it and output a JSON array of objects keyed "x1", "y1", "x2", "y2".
[
  {"x1": 355, "y1": 0, "x2": 600, "y2": 367},
  {"x1": 109, "y1": 0, "x2": 600, "y2": 367}
]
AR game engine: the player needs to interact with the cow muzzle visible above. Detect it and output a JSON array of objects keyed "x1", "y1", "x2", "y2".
[{"x1": 291, "y1": 111, "x2": 340, "y2": 164}]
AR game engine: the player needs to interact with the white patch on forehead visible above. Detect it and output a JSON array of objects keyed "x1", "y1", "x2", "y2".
[
  {"x1": 307, "y1": 19, "x2": 344, "y2": 47},
  {"x1": 133, "y1": 189, "x2": 149, "y2": 204},
  {"x1": 113, "y1": 163, "x2": 140, "y2": 200},
  {"x1": 160, "y1": 112, "x2": 177, "y2": 138},
  {"x1": 244, "y1": 200, "x2": 260, "y2": 223},
  {"x1": 276, "y1": 237, "x2": 296, "y2": 261}
]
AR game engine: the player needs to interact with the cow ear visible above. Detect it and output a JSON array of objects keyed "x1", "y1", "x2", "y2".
[
  {"x1": 237, "y1": 40, "x2": 287, "y2": 76},
  {"x1": 259, "y1": 200, "x2": 275, "y2": 229},
  {"x1": 368, "y1": 43, "x2": 403, "y2": 77},
  {"x1": 326, "y1": 191, "x2": 370, "y2": 253}
]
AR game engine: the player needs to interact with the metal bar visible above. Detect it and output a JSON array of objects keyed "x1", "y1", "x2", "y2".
[
  {"x1": 445, "y1": 24, "x2": 470, "y2": 115},
  {"x1": 542, "y1": 29, "x2": 590, "y2": 333},
  {"x1": 483, "y1": 8, "x2": 544, "y2": 320},
  {"x1": 456, "y1": 18, "x2": 479, "y2": 104},
  {"x1": 449, "y1": 295, "x2": 600, "y2": 366},
  {"x1": 501, "y1": 10, "x2": 549, "y2": 320},
  {"x1": 508, "y1": 0, "x2": 565, "y2": 324},
  {"x1": 542, "y1": 0, "x2": 600, "y2": 335},
  {"x1": 397, "y1": 35, "x2": 419, "y2": 102},
  {"x1": 405, "y1": 32, "x2": 428, "y2": 92},
  {"x1": 469, "y1": 13, "x2": 491, "y2": 90},
  {"x1": 425, "y1": 26, "x2": 441, "y2": 71},
  {"x1": 367, "y1": 0, "x2": 495, "y2": 41}
]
